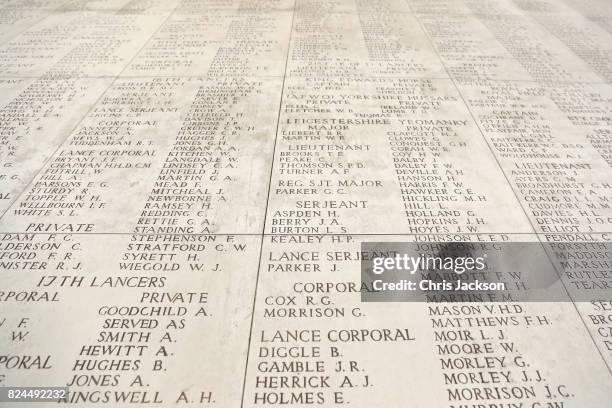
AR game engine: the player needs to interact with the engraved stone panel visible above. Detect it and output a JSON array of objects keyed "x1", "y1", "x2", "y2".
[{"x1": 0, "y1": 0, "x2": 611, "y2": 407}]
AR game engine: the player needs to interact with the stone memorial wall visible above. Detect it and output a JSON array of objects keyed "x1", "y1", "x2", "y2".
[{"x1": 0, "y1": 0, "x2": 611, "y2": 406}]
